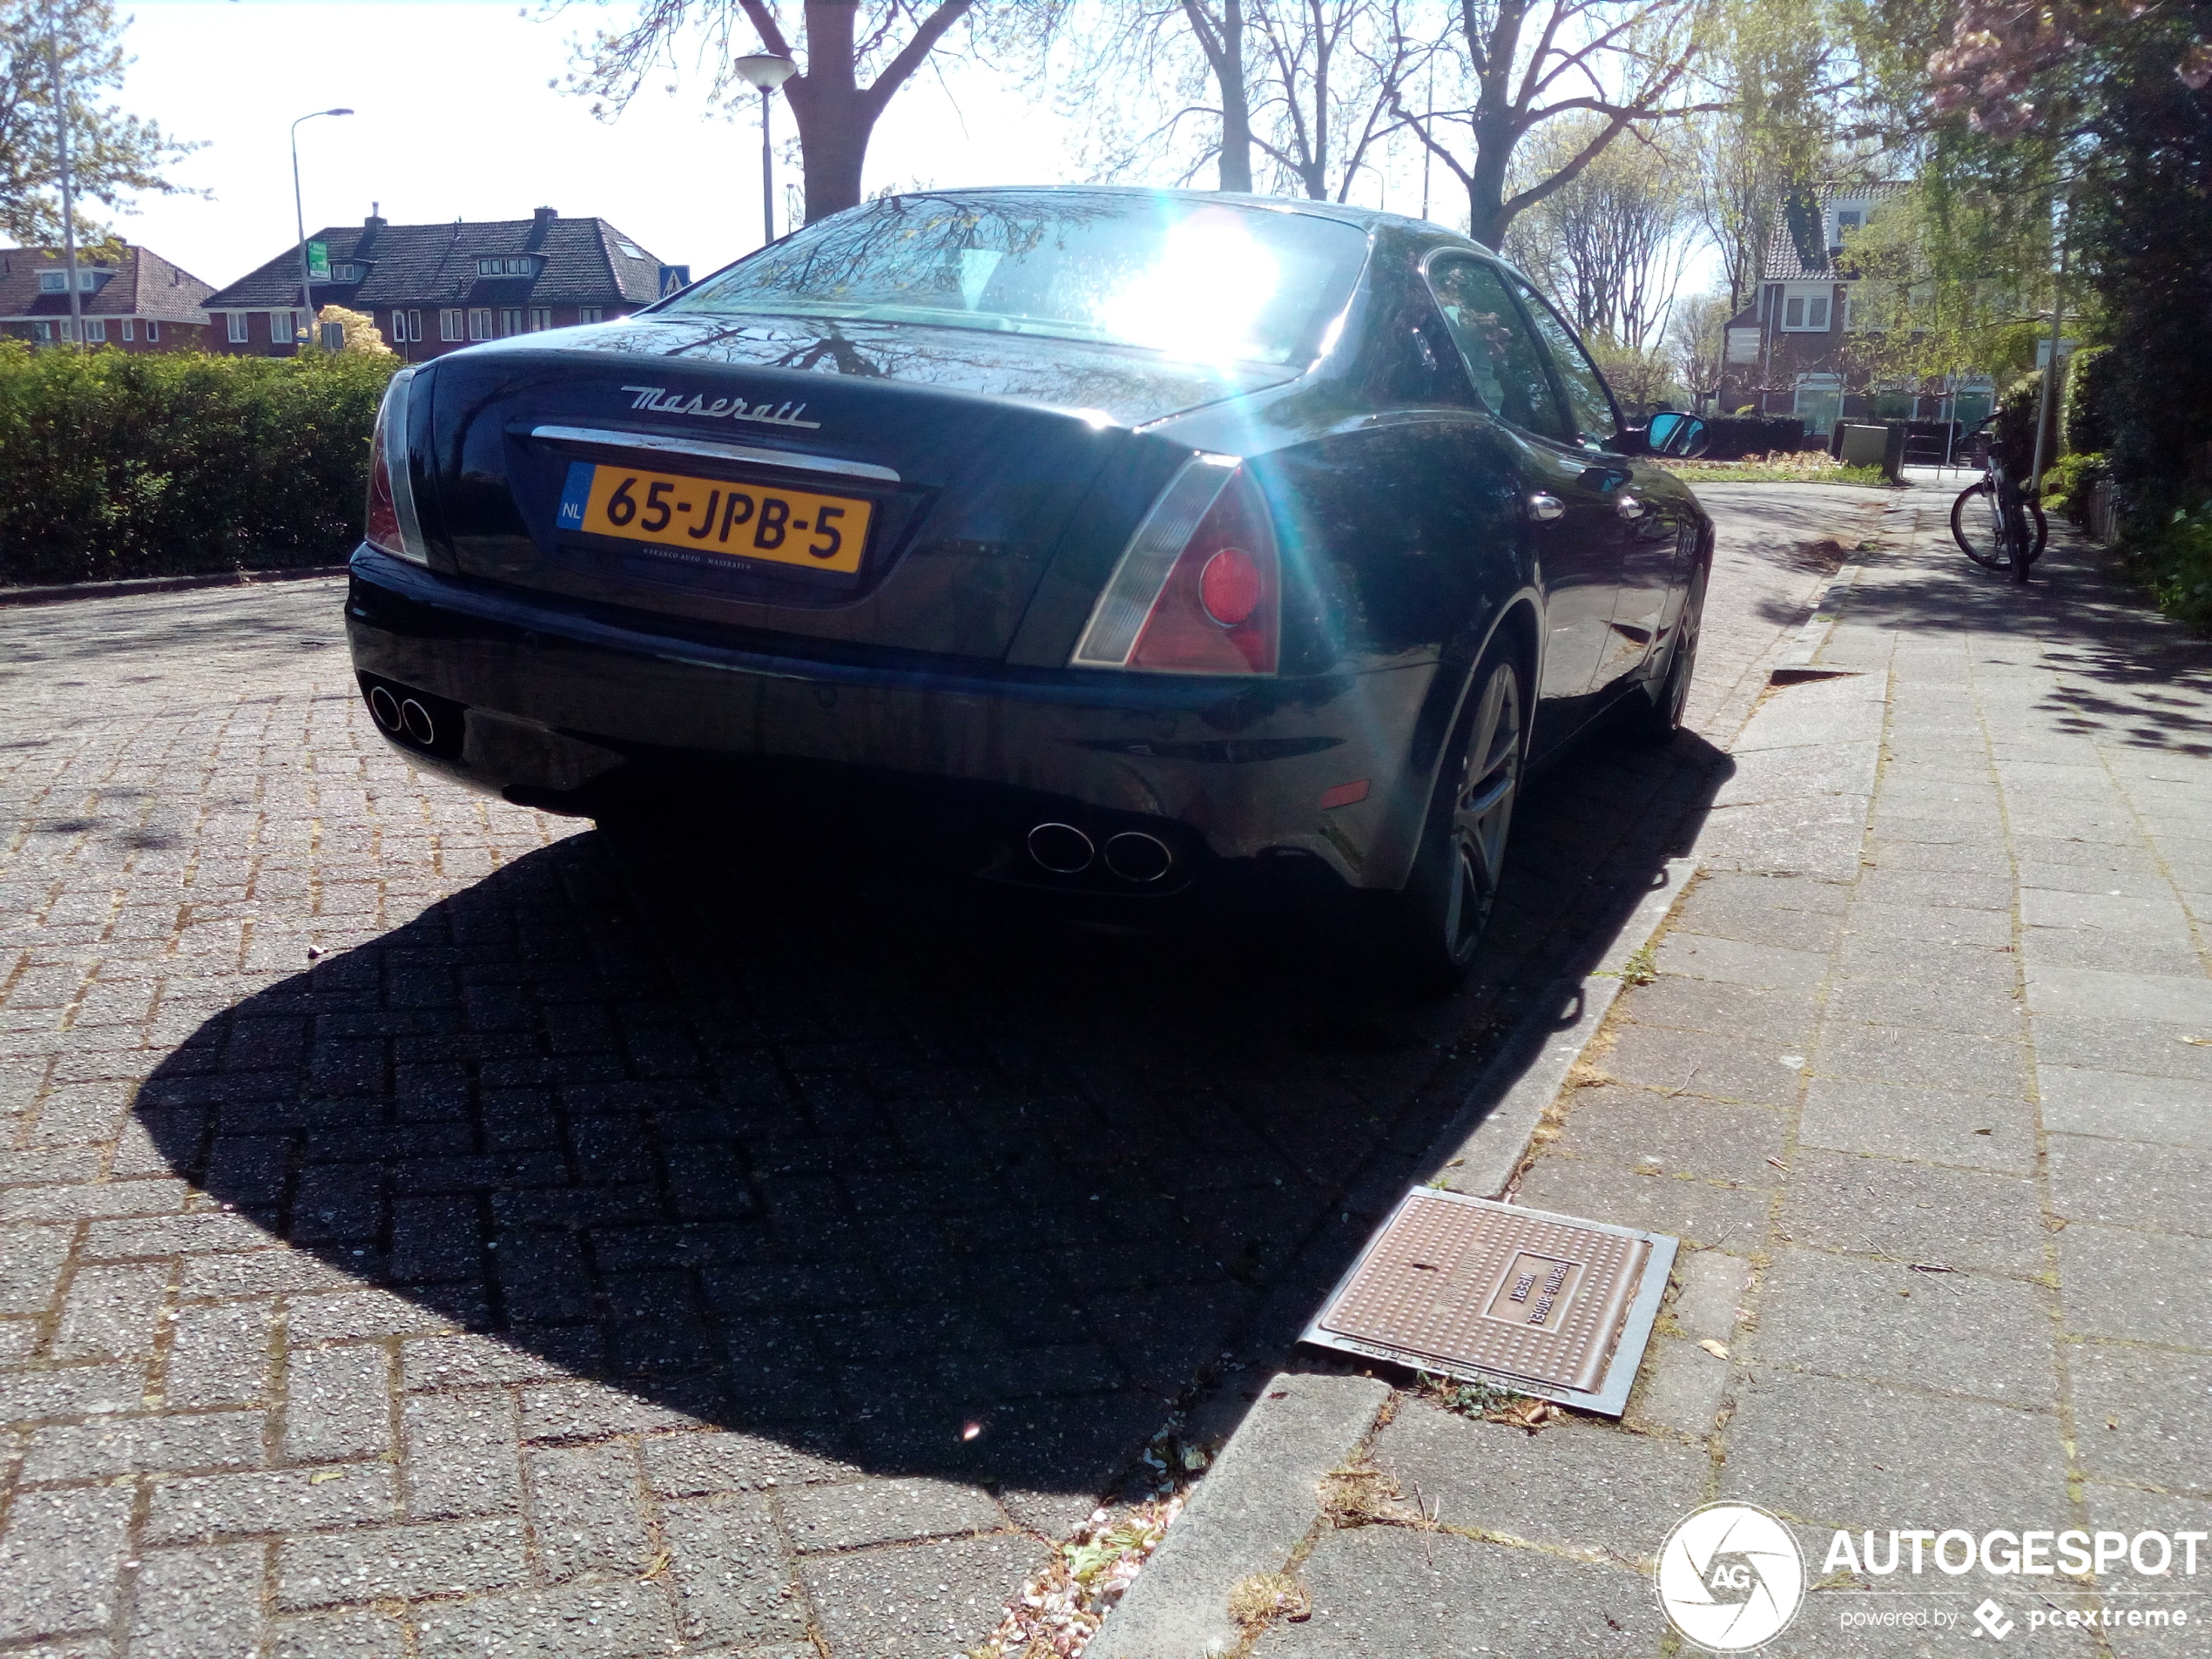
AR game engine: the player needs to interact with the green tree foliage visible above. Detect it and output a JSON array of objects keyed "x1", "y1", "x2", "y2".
[
  {"x1": 0, "y1": 0, "x2": 194, "y2": 247},
  {"x1": 0, "y1": 345, "x2": 396, "y2": 587}
]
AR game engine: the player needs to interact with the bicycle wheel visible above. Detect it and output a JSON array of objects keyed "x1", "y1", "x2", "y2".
[
  {"x1": 2024, "y1": 498, "x2": 2050, "y2": 563},
  {"x1": 1951, "y1": 482, "x2": 2007, "y2": 568},
  {"x1": 2001, "y1": 492, "x2": 2041, "y2": 583}
]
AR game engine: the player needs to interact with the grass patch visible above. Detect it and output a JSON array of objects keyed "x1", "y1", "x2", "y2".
[{"x1": 1665, "y1": 449, "x2": 1891, "y2": 487}]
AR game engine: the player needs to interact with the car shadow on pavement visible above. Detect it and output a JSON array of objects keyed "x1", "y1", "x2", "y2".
[{"x1": 132, "y1": 724, "x2": 1733, "y2": 1520}]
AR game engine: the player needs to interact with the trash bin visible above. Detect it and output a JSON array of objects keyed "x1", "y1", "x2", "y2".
[{"x1": 1837, "y1": 424, "x2": 1889, "y2": 469}]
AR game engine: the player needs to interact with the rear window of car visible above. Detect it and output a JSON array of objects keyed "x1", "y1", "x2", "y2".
[{"x1": 662, "y1": 192, "x2": 1369, "y2": 368}]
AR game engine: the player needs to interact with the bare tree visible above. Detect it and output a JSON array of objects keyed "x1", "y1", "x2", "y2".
[
  {"x1": 563, "y1": 1, "x2": 1055, "y2": 224},
  {"x1": 1663, "y1": 289, "x2": 1729, "y2": 405},
  {"x1": 1246, "y1": 0, "x2": 1416, "y2": 200},
  {"x1": 1503, "y1": 113, "x2": 1694, "y2": 348},
  {"x1": 1389, "y1": 0, "x2": 1726, "y2": 248},
  {"x1": 1045, "y1": 3, "x2": 1258, "y2": 192}
]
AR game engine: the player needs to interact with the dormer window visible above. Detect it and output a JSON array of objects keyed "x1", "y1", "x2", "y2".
[
  {"x1": 476, "y1": 256, "x2": 539, "y2": 277},
  {"x1": 37, "y1": 271, "x2": 64, "y2": 292},
  {"x1": 1829, "y1": 202, "x2": 1866, "y2": 250},
  {"x1": 329, "y1": 262, "x2": 361, "y2": 281}
]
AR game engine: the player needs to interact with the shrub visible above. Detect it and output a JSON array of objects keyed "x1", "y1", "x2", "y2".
[
  {"x1": 2062, "y1": 345, "x2": 2116, "y2": 456},
  {"x1": 1699, "y1": 414, "x2": 1806, "y2": 461},
  {"x1": 2041, "y1": 450, "x2": 2110, "y2": 529},
  {"x1": 0, "y1": 343, "x2": 398, "y2": 587},
  {"x1": 2118, "y1": 499, "x2": 2212, "y2": 636}
]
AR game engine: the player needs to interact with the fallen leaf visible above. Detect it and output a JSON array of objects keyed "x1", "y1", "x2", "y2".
[
  {"x1": 1767, "y1": 1157, "x2": 1788, "y2": 1170},
  {"x1": 1973, "y1": 1127, "x2": 1994, "y2": 1136},
  {"x1": 307, "y1": 1470, "x2": 343, "y2": 1485},
  {"x1": 2106, "y1": 1417, "x2": 2120, "y2": 1430},
  {"x1": 2182, "y1": 1035, "x2": 2212, "y2": 1047},
  {"x1": 1697, "y1": 1339, "x2": 1730, "y2": 1359},
  {"x1": 638, "y1": 1549, "x2": 673, "y2": 1582}
]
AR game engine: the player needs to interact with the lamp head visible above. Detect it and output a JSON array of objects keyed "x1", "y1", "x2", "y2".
[
  {"x1": 732, "y1": 54, "x2": 797, "y2": 90},
  {"x1": 327, "y1": 107, "x2": 354, "y2": 116}
]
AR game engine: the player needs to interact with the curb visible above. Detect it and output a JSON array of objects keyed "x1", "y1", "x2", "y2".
[
  {"x1": 0, "y1": 564, "x2": 351, "y2": 609},
  {"x1": 1768, "y1": 494, "x2": 1919, "y2": 682},
  {"x1": 1086, "y1": 855, "x2": 1696, "y2": 1658},
  {"x1": 1426, "y1": 854, "x2": 1696, "y2": 1199}
]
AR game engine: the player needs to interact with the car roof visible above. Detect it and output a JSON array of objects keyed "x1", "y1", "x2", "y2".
[{"x1": 877, "y1": 184, "x2": 1495, "y2": 253}]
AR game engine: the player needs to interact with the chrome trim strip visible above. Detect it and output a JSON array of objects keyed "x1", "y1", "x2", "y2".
[{"x1": 529, "y1": 424, "x2": 900, "y2": 484}]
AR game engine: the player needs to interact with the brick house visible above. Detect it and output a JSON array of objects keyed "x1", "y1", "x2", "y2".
[
  {"x1": 0, "y1": 243, "x2": 214, "y2": 350},
  {"x1": 1716, "y1": 182, "x2": 1996, "y2": 438},
  {"x1": 201, "y1": 207, "x2": 670, "y2": 362}
]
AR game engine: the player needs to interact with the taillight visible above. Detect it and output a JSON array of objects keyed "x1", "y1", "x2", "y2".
[
  {"x1": 365, "y1": 368, "x2": 427, "y2": 565},
  {"x1": 1070, "y1": 454, "x2": 1279, "y2": 676}
]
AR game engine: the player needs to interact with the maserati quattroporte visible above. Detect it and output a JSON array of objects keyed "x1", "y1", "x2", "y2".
[{"x1": 346, "y1": 186, "x2": 1711, "y2": 985}]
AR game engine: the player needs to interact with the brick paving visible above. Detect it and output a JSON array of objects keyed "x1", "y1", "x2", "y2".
[
  {"x1": 1262, "y1": 504, "x2": 2212, "y2": 1656},
  {"x1": 0, "y1": 485, "x2": 1870, "y2": 1658}
]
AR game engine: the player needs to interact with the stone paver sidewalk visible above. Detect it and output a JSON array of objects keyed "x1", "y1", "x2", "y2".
[{"x1": 1237, "y1": 504, "x2": 2212, "y2": 1657}]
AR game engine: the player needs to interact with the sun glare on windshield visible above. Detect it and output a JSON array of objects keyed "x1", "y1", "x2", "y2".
[{"x1": 1098, "y1": 209, "x2": 1283, "y2": 364}]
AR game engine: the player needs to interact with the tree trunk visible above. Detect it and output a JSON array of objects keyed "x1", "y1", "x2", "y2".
[
  {"x1": 1217, "y1": 0, "x2": 1253, "y2": 192},
  {"x1": 783, "y1": 3, "x2": 871, "y2": 222},
  {"x1": 1464, "y1": 112, "x2": 1518, "y2": 247}
]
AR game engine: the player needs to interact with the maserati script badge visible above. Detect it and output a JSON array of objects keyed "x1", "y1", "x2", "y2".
[{"x1": 620, "y1": 384, "x2": 821, "y2": 431}]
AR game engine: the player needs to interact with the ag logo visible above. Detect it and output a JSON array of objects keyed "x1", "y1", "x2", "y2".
[{"x1": 1657, "y1": 1502, "x2": 1806, "y2": 1652}]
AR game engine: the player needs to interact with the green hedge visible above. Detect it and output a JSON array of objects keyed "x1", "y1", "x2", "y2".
[{"x1": 0, "y1": 343, "x2": 398, "y2": 588}]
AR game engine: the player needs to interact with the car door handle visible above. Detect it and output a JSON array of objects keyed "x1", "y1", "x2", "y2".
[
  {"x1": 1528, "y1": 492, "x2": 1565, "y2": 522},
  {"x1": 1616, "y1": 492, "x2": 1646, "y2": 520}
]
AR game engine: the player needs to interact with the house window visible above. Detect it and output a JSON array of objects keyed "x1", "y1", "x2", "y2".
[
  {"x1": 227, "y1": 313, "x2": 248, "y2": 343},
  {"x1": 389, "y1": 310, "x2": 421, "y2": 343},
  {"x1": 1781, "y1": 288, "x2": 1832, "y2": 332},
  {"x1": 441, "y1": 308, "x2": 465, "y2": 341},
  {"x1": 1830, "y1": 203, "x2": 1866, "y2": 248},
  {"x1": 330, "y1": 262, "x2": 360, "y2": 281},
  {"x1": 31, "y1": 320, "x2": 51, "y2": 341},
  {"x1": 498, "y1": 307, "x2": 523, "y2": 337},
  {"x1": 78, "y1": 270, "x2": 98, "y2": 291},
  {"x1": 528, "y1": 307, "x2": 551, "y2": 332},
  {"x1": 84, "y1": 319, "x2": 105, "y2": 342},
  {"x1": 121, "y1": 319, "x2": 135, "y2": 341},
  {"x1": 578, "y1": 307, "x2": 603, "y2": 325},
  {"x1": 270, "y1": 310, "x2": 296, "y2": 343},
  {"x1": 37, "y1": 270, "x2": 65, "y2": 293},
  {"x1": 145, "y1": 320, "x2": 158, "y2": 342},
  {"x1": 475, "y1": 256, "x2": 537, "y2": 277},
  {"x1": 467, "y1": 307, "x2": 492, "y2": 341}
]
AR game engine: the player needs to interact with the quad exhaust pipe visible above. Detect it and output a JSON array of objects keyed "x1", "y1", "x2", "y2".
[{"x1": 1025, "y1": 822, "x2": 1174, "y2": 884}]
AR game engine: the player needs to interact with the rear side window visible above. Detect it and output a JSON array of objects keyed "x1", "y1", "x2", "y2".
[
  {"x1": 1511, "y1": 280, "x2": 1622, "y2": 448},
  {"x1": 1425, "y1": 257, "x2": 1569, "y2": 443}
]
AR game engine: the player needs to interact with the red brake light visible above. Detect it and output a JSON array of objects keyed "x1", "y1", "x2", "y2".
[
  {"x1": 1071, "y1": 457, "x2": 1279, "y2": 676},
  {"x1": 362, "y1": 368, "x2": 426, "y2": 564},
  {"x1": 365, "y1": 415, "x2": 403, "y2": 554}
]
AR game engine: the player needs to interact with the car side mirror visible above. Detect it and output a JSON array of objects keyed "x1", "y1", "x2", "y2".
[{"x1": 1645, "y1": 411, "x2": 1711, "y2": 459}]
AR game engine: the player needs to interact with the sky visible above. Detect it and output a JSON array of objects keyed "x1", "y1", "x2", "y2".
[
  {"x1": 111, "y1": 1, "x2": 1716, "y2": 305},
  {"x1": 115, "y1": 1, "x2": 1100, "y2": 290}
]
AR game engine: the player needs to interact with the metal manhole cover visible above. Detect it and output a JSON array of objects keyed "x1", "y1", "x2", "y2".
[{"x1": 1300, "y1": 1188, "x2": 1676, "y2": 1416}]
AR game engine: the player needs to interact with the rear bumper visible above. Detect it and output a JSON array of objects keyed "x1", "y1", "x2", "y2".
[{"x1": 344, "y1": 547, "x2": 1437, "y2": 892}]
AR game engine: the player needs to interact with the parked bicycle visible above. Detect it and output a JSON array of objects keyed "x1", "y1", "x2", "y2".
[{"x1": 1950, "y1": 413, "x2": 2047, "y2": 583}]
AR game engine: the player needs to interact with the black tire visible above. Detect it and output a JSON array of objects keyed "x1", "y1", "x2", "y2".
[
  {"x1": 1952, "y1": 483, "x2": 2048, "y2": 574},
  {"x1": 1952, "y1": 482, "x2": 2007, "y2": 569},
  {"x1": 1622, "y1": 565, "x2": 1705, "y2": 744},
  {"x1": 1371, "y1": 653, "x2": 1525, "y2": 994}
]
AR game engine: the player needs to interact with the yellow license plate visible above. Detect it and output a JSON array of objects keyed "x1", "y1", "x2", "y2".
[{"x1": 555, "y1": 461, "x2": 870, "y2": 575}]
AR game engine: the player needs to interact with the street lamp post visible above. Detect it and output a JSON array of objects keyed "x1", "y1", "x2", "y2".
[
  {"x1": 291, "y1": 107, "x2": 354, "y2": 348},
  {"x1": 44, "y1": 3, "x2": 82, "y2": 349},
  {"x1": 732, "y1": 54, "x2": 797, "y2": 246}
]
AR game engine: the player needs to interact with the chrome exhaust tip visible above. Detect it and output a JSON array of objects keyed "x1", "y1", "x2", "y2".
[
  {"x1": 368, "y1": 684, "x2": 402, "y2": 732},
  {"x1": 1103, "y1": 831, "x2": 1174, "y2": 883},
  {"x1": 399, "y1": 698, "x2": 436, "y2": 746},
  {"x1": 1027, "y1": 821, "x2": 1095, "y2": 875}
]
